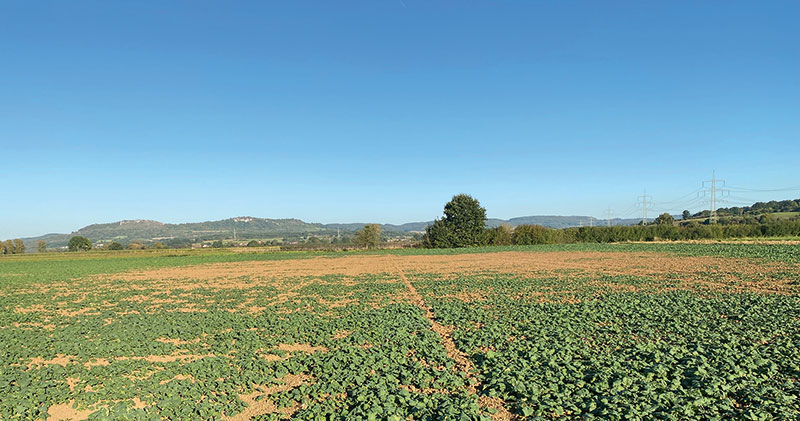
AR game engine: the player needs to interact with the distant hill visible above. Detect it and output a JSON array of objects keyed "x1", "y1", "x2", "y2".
[
  {"x1": 22, "y1": 217, "x2": 327, "y2": 249},
  {"x1": 21, "y1": 215, "x2": 643, "y2": 249}
]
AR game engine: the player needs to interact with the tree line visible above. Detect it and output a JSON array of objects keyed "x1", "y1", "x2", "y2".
[
  {"x1": 1, "y1": 239, "x2": 48, "y2": 255},
  {"x1": 421, "y1": 194, "x2": 800, "y2": 248},
  {"x1": 1, "y1": 239, "x2": 26, "y2": 255}
]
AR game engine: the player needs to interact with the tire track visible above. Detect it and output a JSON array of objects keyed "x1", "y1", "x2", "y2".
[{"x1": 388, "y1": 256, "x2": 515, "y2": 420}]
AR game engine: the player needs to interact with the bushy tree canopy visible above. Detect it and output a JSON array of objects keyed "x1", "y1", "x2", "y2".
[
  {"x1": 485, "y1": 225, "x2": 513, "y2": 246},
  {"x1": 423, "y1": 194, "x2": 487, "y2": 248},
  {"x1": 512, "y1": 225, "x2": 558, "y2": 245},
  {"x1": 68, "y1": 236, "x2": 92, "y2": 252},
  {"x1": 2, "y1": 240, "x2": 12, "y2": 255},
  {"x1": 354, "y1": 224, "x2": 382, "y2": 249},
  {"x1": 655, "y1": 213, "x2": 675, "y2": 225}
]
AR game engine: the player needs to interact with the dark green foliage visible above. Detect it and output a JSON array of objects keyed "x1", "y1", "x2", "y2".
[
  {"x1": 354, "y1": 224, "x2": 382, "y2": 249},
  {"x1": 246, "y1": 240, "x2": 260, "y2": 247},
  {"x1": 36, "y1": 240, "x2": 47, "y2": 253},
  {"x1": 564, "y1": 220, "x2": 800, "y2": 243},
  {"x1": 211, "y1": 240, "x2": 224, "y2": 248},
  {"x1": 67, "y1": 236, "x2": 92, "y2": 252},
  {"x1": 422, "y1": 219, "x2": 454, "y2": 248},
  {"x1": 107, "y1": 242, "x2": 123, "y2": 250},
  {"x1": 485, "y1": 225, "x2": 513, "y2": 246},
  {"x1": 423, "y1": 195, "x2": 487, "y2": 248},
  {"x1": 711, "y1": 198, "x2": 800, "y2": 217},
  {"x1": 512, "y1": 225, "x2": 560, "y2": 245},
  {"x1": 412, "y1": 270, "x2": 800, "y2": 419},
  {"x1": 682, "y1": 210, "x2": 691, "y2": 220},
  {"x1": 655, "y1": 212, "x2": 675, "y2": 225}
]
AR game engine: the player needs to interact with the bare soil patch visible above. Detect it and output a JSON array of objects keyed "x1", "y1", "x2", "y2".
[
  {"x1": 226, "y1": 374, "x2": 310, "y2": 420},
  {"x1": 47, "y1": 401, "x2": 94, "y2": 421},
  {"x1": 93, "y1": 251, "x2": 794, "y2": 294},
  {"x1": 276, "y1": 343, "x2": 328, "y2": 353},
  {"x1": 478, "y1": 396, "x2": 518, "y2": 421}
]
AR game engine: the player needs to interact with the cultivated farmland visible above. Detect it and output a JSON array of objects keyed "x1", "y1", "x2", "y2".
[{"x1": 1, "y1": 244, "x2": 799, "y2": 420}]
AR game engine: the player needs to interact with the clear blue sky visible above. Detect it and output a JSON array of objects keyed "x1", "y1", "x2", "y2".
[{"x1": 2, "y1": 1, "x2": 799, "y2": 239}]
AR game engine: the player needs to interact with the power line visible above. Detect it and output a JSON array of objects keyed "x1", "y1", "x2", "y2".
[
  {"x1": 604, "y1": 175, "x2": 798, "y2": 226},
  {"x1": 727, "y1": 185, "x2": 800, "y2": 193},
  {"x1": 652, "y1": 188, "x2": 705, "y2": 206},
  {"x1": 637, "y1": 190, "x2": 654, "y2": 224},
  {"x1": 700, "y1": 171, "x2": 729, "y2": 223}
]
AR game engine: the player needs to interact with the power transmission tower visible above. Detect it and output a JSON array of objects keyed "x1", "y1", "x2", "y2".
[
  {"x1": 637, "y1": 190, "x2": 653, "y2": 224},
  {"x1": 605, "y1": 208, "x2": 613, "y2": 227},
  {"x1": 701, "y1": 171, "x2": 729, "y2": 223}
]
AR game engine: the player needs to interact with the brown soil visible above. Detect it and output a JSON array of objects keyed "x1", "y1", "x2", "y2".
[
  {"x1": 275, "y1": 343, "x2": 328, "y2": 353},
  {"x1": 28, "y1": 353, "x2": 219, "y2": 370},
  {"x1": 225, "y1": 374, "x2": 309, "y2": 420},
  {"x1": 155, "y1": 337, "x2": 204, "y2": 346},
  {"x1": 132, "y1": 397, "x2": 148, "y2": 409},
  {"x1": 332, "y1": 330, "x2": 352, "y2": 339},
  {"x1": 94, "y1": 251, "x2": 793, "y2": 294},
  {"x1": 478, "y1": 396, "x2": 517, "y2": 421},
  {"x1": 29, "y1": 354, "x2": 72, "y2": 368},
  {"x1": 47, "y1": 401, "x2": 94, "y2": 421},
  {"x1": 47, "y1": 397, "x2": 148, "y2": 421}
]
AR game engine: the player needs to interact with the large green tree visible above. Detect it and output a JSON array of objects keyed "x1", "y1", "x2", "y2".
[
  {"x1": 655, "y1": 213, "x2": 675, "y2": 225},
  {"x1": 37, "y1": 240, "x2": 47, "y2": 253},
  {"x1": 67, "y1": 236, "x2": 92, "y2": 252},
  {"x1": 423, "y1": 194, "x2": 487, "y2": 248},
  {"x1": 12, "y1": 239, "x2": 25, "y2": 254},
  {"x1": 354, "y1": 224, "x2": 382, "y2": 249}
]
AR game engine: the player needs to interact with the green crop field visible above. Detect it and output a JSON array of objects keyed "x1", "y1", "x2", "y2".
[{"x1": 1, "y1": 243, "x2": 799, "y2": 420}]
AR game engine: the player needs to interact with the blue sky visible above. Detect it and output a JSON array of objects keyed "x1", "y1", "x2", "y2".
[{"x1": 1, "y1": 1, "x2": 799, "y2": 239}]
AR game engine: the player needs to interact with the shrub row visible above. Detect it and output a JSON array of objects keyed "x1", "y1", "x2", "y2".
[{"x1": 483, "y1": 220, "x2": 800, "y2": 245}]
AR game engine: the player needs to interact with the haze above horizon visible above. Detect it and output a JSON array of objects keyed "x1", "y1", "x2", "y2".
[{"x1": 2, "y1": 1, "x2": 799, "y2": 239}]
